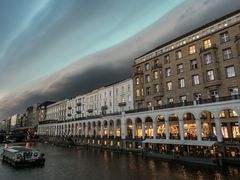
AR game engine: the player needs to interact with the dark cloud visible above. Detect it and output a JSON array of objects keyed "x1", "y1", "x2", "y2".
[{"x1": 1, "y1": 0, "x2": 240, "y2": 119}]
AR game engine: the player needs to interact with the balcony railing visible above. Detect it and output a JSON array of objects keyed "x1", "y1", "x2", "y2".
[
  {"x1": 67, "y1": 106, "x2": 72, "y2": 110},
  {"x1": 101, "y1": 105, "x2": 108, "y2": 110},
  {"x1": 76, "y1": 110, "x2": 81, "y2": 114},
  {"x1": 200, "y1": 43, "x2": 217, "y2": 53},
  {"x1": 151, "y1": 63, "x2": 162, "y2": 70},
  {"x1": 133, "y1": 70, "x2": 144, "y2": 76},
  {"x1": 118, "y1": 102, "x2": 126, "y2": 107},
  {"x1": 77, "y1": 102, "x2": 81, "y2": 106},
  {"x1": 87, "y1": 109, "x2": 93, "y2": 113}
]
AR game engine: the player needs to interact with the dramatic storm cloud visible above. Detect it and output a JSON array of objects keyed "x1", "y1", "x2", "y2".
[{"x1": 0, "y1": 0, "x2": 239, "y2": 119}]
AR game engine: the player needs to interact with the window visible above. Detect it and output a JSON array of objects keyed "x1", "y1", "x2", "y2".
[
  {"x1": 145, "y1": 63, "x2": 150, "y2": 71},
  {"x1": 167, "y1": 82, "x2": 173, "y2": 91},
  {"x1": 146, "y1": 75, "x2": 151, "y2": 83},
  {"x1": 154, "y1": 59, "x2": 159, "y2": 66},
  {"x1": 189, "y1": 45, "x2": 196, "y2": 54},
  {"x1": 177, "y1": 64, "x2": 184, "y2": 74},
  {"x1": 136, "y1": 66, "x2": 141, "y2": 72},
  {"x1": 164, "y1": 55, "x2": 170, "y2": 64},
  {"x1": 203, "y1": 38, "x2": 212, "y2": 49},
  {"x1": 229, "y1": 110, "x2": 238, "y2": 118},
  {"x1": 153, "y1": 71, "x2": 159, "y2": 79},
  {"x1": 223, "y1": 48, "x2": 233, "y2": 60},
  {"x1": 207, "y1": 70, "x2": 214, "y2": 81},
  {"x1": 229, "y1": 87, "x2": 239, "y2": 96},
  {"x1": 165, "y1": 68, "x2": 171, "y2": 77},
  {"x1": 168, "y1": 98, "x2": 174, "y2": 104},
  {"x1": 176, "y1": 50, "x2": 182, "y2": 59},
  {"x1": 147, "y1": 102, "x2": 152, "y2": 108},
  {"x1": 154, "y1": 84, "x2": 159, "y2": 93},
  {"x1": 180, "y1": 96, "x2": 187, "y2": 103},
  {"x1": 136, "y1": 77, "x2": 140, "y2": 85},
  {"x1": 157, "y1": 100, "x2": 162, "y2": 106},
  {"x1": 141, "y1": 88, "x2": 144, "y2": 96},
  {"x1": 220, "y1": 31, "x2": 230, "y2": 43},
  {"x1": 192, "y1": 75, "x2": 200, "y2": 85},
  {"x1": 210, "y1": 90, "x2": 219, "y2": 99},
  {"x1": 193, "y1": 93, "x2": 202, "y2": 100},
  {"x1": 146, "y1": 87, "x2": 151, "y2": 95},
  {"x1": 204, "y1": 53, "x2": 212, "y2": 64},
  {"x1": 128, "y1": 95, "x2": 132, "y2": 102},
  {"x1": 178, "y1": 78, "x2": 185, "y2": 88},
  {"x1": 190, "y1": 59, "x2": 198, "y2": 70},
  {"x1": 136, "y1": 89, "x2": 140, "y2": 97},
  {"x1": 226, "y1": 66, "x2": 236, "y2": 78}
]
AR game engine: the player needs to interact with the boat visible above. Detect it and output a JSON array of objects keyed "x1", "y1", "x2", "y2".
[{"x1": 1, "y1": 144, "x2": 45, "y2": 167}]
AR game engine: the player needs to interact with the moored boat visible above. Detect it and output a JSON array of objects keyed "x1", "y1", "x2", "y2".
[{"x1": 1, "y1": 144, "x2": 45, "y2": 167}]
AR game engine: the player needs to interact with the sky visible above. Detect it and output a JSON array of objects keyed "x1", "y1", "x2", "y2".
[{"x1": 0, "y1": 0, "x2": 239, "y2": 120}]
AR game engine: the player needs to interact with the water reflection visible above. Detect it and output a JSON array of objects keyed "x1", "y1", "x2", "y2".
[{"x1": 0, "y1": 143, "x2": 240, "y2": 180}]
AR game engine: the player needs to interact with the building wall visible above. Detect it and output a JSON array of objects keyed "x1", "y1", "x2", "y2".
[
  {"x1": 46, "y1": 99, "x2": 67, "y2": 122},
  {"x1": 133, "y1": 11, "x2": 240, "y2": 108}
]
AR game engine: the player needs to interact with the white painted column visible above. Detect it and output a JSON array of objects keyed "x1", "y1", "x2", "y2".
[
  {"x1": 196, "y1": 119, "x2": 202, "y2": 141},
  {"x1": 55, "y1": 125, "x2": 58, "y2": 136},
  {"x1": 153, "y1": 121, "x2": 157, "y2": 139},
  {"x1": 165, "y1": 120, "x2": 170, "y2": 140},
  {"x1": 179, "y1": 119, "x2": 184, "y2": 140},
  {"x1": 121, "y1": 112, "x2": 126, "y2": 139},
  {"x1": 142, "y1": 121, "x2": 145, "y2": 139},
  {"x1": 132, "y1": 122, "x2": 136, "y2": 139},
  {"x1": 85, "y1": 125, "x2": 88, "y2": 138},
  {"x1": 215, "y1": 118, "x2": 223, "y2": 142},
  {"x1": 107, "y1": 122, "x2": 110, "y2": 138},
  {"x1": 101, "y1": 123, "x2": 104, "y2": 138},
  {"x1": 113, "y1": 121, "x2": 117, "y2": 138}
]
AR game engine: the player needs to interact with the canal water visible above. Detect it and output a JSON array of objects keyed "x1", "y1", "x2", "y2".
[{"x1": 0, "y1": 143, "x2": 240, "y2": 180}]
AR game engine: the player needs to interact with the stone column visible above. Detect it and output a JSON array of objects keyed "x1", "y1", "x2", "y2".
[
  {"x1": 238, "y1": 117, "x2": 240, "y2": 134},
  {"x1": 85, "y1": 125, "x2": 88, "y2": 138},
  {"x1": 179, "y1": 119, "x2": 184, "y2": 140},
  {"x1": 142, "y1": 121, "x2": 145, "y2": 139},
  {"x1": 165, "y1": 120, "x2": 170, "y2": 140},
  {"x1": 132, "y1": 122, "x2": 136, "y2": 139},
  {"x1": 107, "y1": 122, "x2": 110, "y2": 138},
  {"x1": 153, "y1": 121, "x2": 157, "y2": 139},
  {"x1": 196, "y1": 119, "x2": 202, "y2": 141},
  {"x1": 215, "y1": 118, "x2": 223, "y2": 142},
  {"x1": 121, "y1": 112, "x2": 126, "y2": 139},
  {"x1": 113, "y1": 121, "x2": 117, "y2": 138},
  {"x1": 101, "y1": 123, "x2": 104, "y2": 138}
]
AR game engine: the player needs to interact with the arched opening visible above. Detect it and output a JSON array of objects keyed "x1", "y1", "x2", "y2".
[
  {"x1": 116, "y1": 119, "x2": 121, "y2": 137},
  {"x1": 126, "y1": 119, "x2": 133, "y2": 138},
  {"x1": 87, "y1": 122, "x2": 91, "y2": 136},
  {"x1": 79, "y1": 123, "x2": 82, "y2": 136},
  {"x1": 200, "y1": 111, "x2": 216, "y2": 140},
  {"x1": 103, "y1": 121, "x2": 108, "y2": 137},
  {"x1": 145, "y1": 117, "x2": 153, "y2": 138},
  {"x1": 97, "y1": 121, "x2": 101, "y2": 137},
  {"x1": 156, "y1": 115, "x2": 165, "y2": 139},
  {"x1": 169, "y1": 114, "x2": 180, "y2": 139},
  {"x1": 109, "y1": 120, "x2": 114, "y2": 137},
  {"x1": 183, "y1": 112, "x2": 197, "y2": 140},
  {"x1": 135, "y1": 118, "x2": 142, "y2": 138},
  {"x1": 219, "y1": 109, "x2": 239, "y2": 139},
  {"x1": 83, "y1": 123, "x2": 86, "y2": 136},
  {"x1": 92, "y1": 122, "x2": 96, "y2": 137}
]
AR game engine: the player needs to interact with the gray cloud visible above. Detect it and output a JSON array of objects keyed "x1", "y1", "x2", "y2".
[{"x1": 0, "y1": 0, "x2": 240, "y2": 119}]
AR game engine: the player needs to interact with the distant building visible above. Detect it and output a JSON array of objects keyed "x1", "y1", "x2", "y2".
[{"x1": 46, "y1": 99, "x2": 68, "y2": 122}]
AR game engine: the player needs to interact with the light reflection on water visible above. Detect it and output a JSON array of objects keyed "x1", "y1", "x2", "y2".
[{"x1": 0, "y1": 143, "x2": 240, "y2": 180}]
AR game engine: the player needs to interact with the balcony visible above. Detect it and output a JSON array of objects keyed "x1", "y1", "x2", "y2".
[
  {"x1": 133, "y1": 70, "x2": 143, "y2": 76},
  {"x1": 204, "y1": 79, "x2": 222, "y2": 88},
  {"x1": 118, "y1": 102, "x2": 126, "y2": 107},
  {"x1": 135, "y1": 96, "x2": 144, "y2": 101},
  {"x1": 153, "y1": 90, "x2": 164, "y2": 98},
  {"x1": 67, "y1": 113, "x2": 71, "y2": 117},
  {"x1": 87, "y1": 109, "x2": 93, "y2": 113},
  {"x1": 77, "y1": 102, "x2": 81, "y2": 106},
  {"x1": 200, "y1": 43, "x2": 217, "y2": 53},
  {"x1": 151, "y1": 64, "x2": 162, "y2": 70},
  {"x1": 101, "y1": 105, "x2": 108, "y2": 111},
  {"x1": 76, "y1": 110, "x2": 81, "y2": 114},
  {"x1": 67, "y1": 106, "x2": 72, "y2": 110}
]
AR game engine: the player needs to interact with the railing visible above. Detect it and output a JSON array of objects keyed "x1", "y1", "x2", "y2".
[{"x1": 200, "y1": 43, "x2": 217, "y2": 53}]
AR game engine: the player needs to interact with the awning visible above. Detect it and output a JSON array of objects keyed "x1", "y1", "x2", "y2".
[{"x1": 143, "y1": 139, "x2": 216, "y2": 147}]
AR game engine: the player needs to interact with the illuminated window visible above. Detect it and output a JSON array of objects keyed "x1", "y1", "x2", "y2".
[
  {"x1": 189, "y1": 45, "x2": 196, "y2": 54},
  {"x1": 153, "y1": 71, "x2": 159, "y2": 79},
  {"x1": 168, "y1": 98, "x2": 174, "y2": 104},
  {"x1": 220, "y1": 111, "x2": 226, "y2": 118},
  {"x1": 203, "y1": 39, "x2": 212, "y2": 49},
  {"x1": 165, "y1": 68, "x2": 171, "y2": 77},
  {"x1": 141, "y1": 88, "x2": 144, "y2": 96},
  {"x1": 136, "y1": 77, "x2": 140, "y2": 85},
  {"x1": 178, "y1": 78, "x2": 185, "y2": 88},
  {"x1": 207, "y1": 70, "x2": 214, "y2": 81},
  {"x1": 177, "y1": 64, "x2": 184, "y2": 74},
  {"x1": 136, "y1": 89, "x2": 140, "y2": 97},
  {"x1": 229, "y1": 110, "x2": 238, "y2": 118},
  {"x1": 220, "y1": 31, "x2": 230, "y2": 43},
  {"x1": 147, "y1": 102, "x2": 152, "y2": 108},
  {"x1": 204, "y1": 53, "x2": 212, "y2": 64},
  {"x1": 225, "y1": 66, "x2": 235, "y2": 78},
  {"x1": 167, "y1": 81, "x2": 173, "y2": 91},
  {"x1": 192, "y1": 75, "x2": 200, "y2": 85},
  {"x1": 223, "y1": 48, "x2": 233, "y2": 60},
  {"x1": 176, "y1": 50, "x2": 182, "y2": 59}
]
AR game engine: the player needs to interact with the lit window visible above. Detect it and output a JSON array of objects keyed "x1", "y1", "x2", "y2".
[
  {"x1": 204, "y1": 53, "x2": 212, "y2": 64},
  {"x1": 164, "y1": 55, "x2": 170, "y2": 64},
  {"x1": 146, "y1": 75, "x2": 151, "y2": 83},
  {"x1": 176, "y1": 50, "x2": 182, "y2": 59},
  {"x1": 180, "y1": 95, "x2": 187, "y2": 102},
  {"x1": 220, "y1": 31, "x2": 230, "y2": 43},
  {"x1": 154, "y1": 84, "x2": 159, "y2": 93},
  {"x1": 145, "y1": 63, "x2": 150, "y2": 71},
  {"x1": 226, "y1": 66, "x2": 236, "y2": 78},
  {"x1": 165, "y1": 68, "x2": 171, "y2": 77},
  {"x1": 207, "y1": 70, "x2": 214, "y2": 81},
  {"x1": 141, "y1": 88, "x2": 144, "y2": 96},
  {"x1": 177, "y1": 64, "x2": 184, "y2": 74},
  {"x1": 178, "y1": 78, "x2": 185, "y2": 88},
  {"x1": 153, "y1": 71, "x2": 159, "y2": 79},
  {"x1": 192, "y1": 75, "x2": 200, "y2": 85},
  {"x1": 220, "y1": 111, "x2": 226, "y2": 118},
  {"x1": 146, "y1": 87, "x2": 151, "y2": 95},
  {"x1": 203, "y1": 39, "x2": 212, "y2": 49},
  {"x1": 223, "y1": 48, "x2": 233, "y2": 60},
  {"x1": 147, "y1": 102, "x2": 152, "y2": 108},
  {"x1": 136, "y1": 89, "x2": 140, "y2": 97},
  {"x1": 189, "y1": 45, "x2": 196, "y2": 54},
  {"x1": 136, "y1": 77, "x2": 140, "y2": 85},
  {"x1": 168, "y1": 98, "x2": 174, "y2": 104},
  {"x1": 229, "y1": 110, "x2": 238, "y2": 118},
  {"x1": 167, "y1": 81, "x2": 173, "y2": 91},
  {"x1": 190, "y1": 59, "x2": 198, "y2": 70}
]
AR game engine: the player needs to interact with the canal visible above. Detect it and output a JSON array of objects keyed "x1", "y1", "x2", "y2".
[{"x1": 0, "y1": 143, "x2": 240, "y2": 180}]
